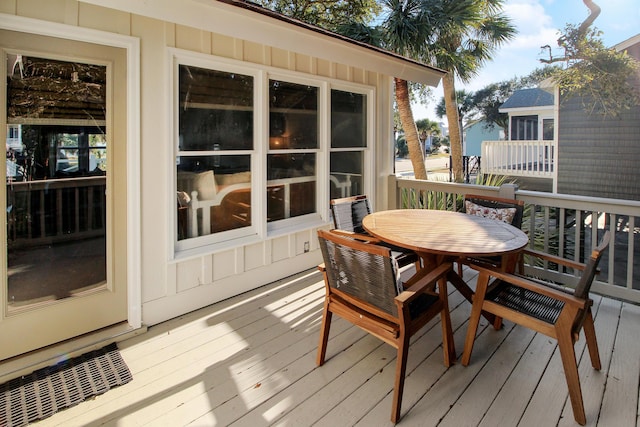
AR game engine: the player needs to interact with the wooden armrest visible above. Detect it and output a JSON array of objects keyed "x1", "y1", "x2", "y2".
[
  {"x1": 522, "y1": 248, "x2": 586, "y2": 271},
  {"x1": 471, "y1": 264, "x2": 588, "y2": 309},
  {"x1": 395, "y1": 263, "x2": 452, "y2": 305},
  {"x1": 317, "y1": 263, "x2": 326, "y2": 272}
]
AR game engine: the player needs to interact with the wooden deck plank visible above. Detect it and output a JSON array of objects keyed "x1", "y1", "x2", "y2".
[
  {"x1": 312, "y1": 290, "x2": 468, "y2": 427},
  {"x1": 479, "y1": 326, "x2": 557, "y2": 426},
  {"x1": 439, "y1": 323, "x2": 536, "y2": 427},
  {"x1": 597, "y1": 301, "x2": 640, "y2": 427},
  {"x1": 44, "y1": 272, "x2": 326, "y2": 426},
  {"x1": 557, "y1": 296, "x2": 621, "y2": 427},
  {"x1": 29, "y1": 267, "x2": 638, "y2": 427}
]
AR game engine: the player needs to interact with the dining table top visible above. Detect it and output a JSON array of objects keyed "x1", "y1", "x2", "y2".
[{"x1": 362, "y1": 209, "x2": 529, "y2": 257}]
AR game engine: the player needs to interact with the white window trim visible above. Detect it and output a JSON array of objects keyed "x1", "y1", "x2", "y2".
[
  {"x1": 168, "y1": 48, "x2": 376, "y2": 257},
  {"x1": 169, "y1": 50, "x2": 263, "y2": 254},
  {"x1": 327, "y1": 83, "x2": 375, "y2": 212}
]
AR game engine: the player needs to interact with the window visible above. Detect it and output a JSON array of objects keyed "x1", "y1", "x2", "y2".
[
  {"x1": 176, "y1": 65, "x2": 254, "y2": 242},
  {"x1": 173, "y1": 53, "x2": 372, "y2": 251},
  {"x1": 330, "y1": 89, "x2": 367, "y2": 199},
  {"x1": 267, "y1": 80, "x2": 318, "y2": 224},
  {"x1": 510, "y1": 115, "x2": 538, "y2": 140},
  {"x1": 543, "y1": 118, "x2": 554, "y2": 140}
]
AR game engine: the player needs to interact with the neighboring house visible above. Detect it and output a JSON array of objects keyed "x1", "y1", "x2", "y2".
[
  {"x1": 499, "y1": 87, "x2": 555, "y2": 142},
  {"x1": 463, "y1": 120, "x2": 502, "y2": 157},
  {"x1": 556, "y1": 34, "x2": 640, "y2": 201},
  {"x1": 0, "y1": 0, "x2": 443, "y2": 378},
  {"x1": 490, "y1": 33, "x2": 640, "y2": 199}
]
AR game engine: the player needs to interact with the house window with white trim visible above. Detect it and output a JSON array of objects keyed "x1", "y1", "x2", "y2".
[
  {"x1": 330, "y1": 89, "x2": 367, "y2": 199},
  {"x1": 267, "y1": 80, "x2": 318, "y2": 224},
  {"x1": 510, "y1": 115, "x2": 538, "y2": 140},
  {"x1": 176, "y1": 64, "x2": 254, "y2": 242},
  {"x1": 173, "y1": 53, "x2": 373, "y2": 251}
]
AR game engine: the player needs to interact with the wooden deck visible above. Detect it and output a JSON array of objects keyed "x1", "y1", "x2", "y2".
[{"x1": 37, "y1": 266, "x2": 640, "y2": 426}]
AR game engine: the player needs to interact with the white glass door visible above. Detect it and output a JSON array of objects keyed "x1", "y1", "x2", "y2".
[{"x1": 1, "y1": 31, "x2": 128, "y2": 360}]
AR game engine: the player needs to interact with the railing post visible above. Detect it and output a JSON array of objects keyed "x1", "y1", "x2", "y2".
[
  {"x1": 498, "y1": 183, "x2": 518, "y2": 199},
  {"x1": 388, "y1": 174, "x2": 398, "y2": 210}
]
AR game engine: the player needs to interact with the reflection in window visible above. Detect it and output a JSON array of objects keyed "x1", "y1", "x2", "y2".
[
  {"x1": 330, "y1": 89, "x2": 367, "y2": 199},
  {"x1": 269, "y1": 80, "x2": 318, "y2": 150},
  {"x1": 177, "y1": 65, "x2": 254, "y2": 240},
  {"x1": 5, "y1": 54, "x2": 107, "y2": 307},
  {"x1": 268, "y1": 80, "x2": 318, "y2": 222}
]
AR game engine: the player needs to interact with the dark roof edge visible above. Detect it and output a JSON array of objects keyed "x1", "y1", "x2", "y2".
[{"x1": 217, "y1": 0, "x2": 444, "y2": 77}]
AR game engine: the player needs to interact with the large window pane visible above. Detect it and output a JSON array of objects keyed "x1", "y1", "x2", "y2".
[
  {"x1": 330, "y1": 151, "x2": 363, "y2": 199},
  {"x1": 6, "y1": 55, "x2": 107, "y2": 309},
  {"x1": 269, "y1": 80, "x2": 318, "y2": 149},
  {"x1": 331, "y1": 90, "x2": 366, "y2": 148},
  {"x1": 177, "y1": 64, "x2": 254, "y2": 240},
  {"x1": 268, "y1": 80, "x2": 318, "y2": 223},
  {"x1": 177, "y1": 155, "x2": 251, "y2": 238},
  {"x1": 266, "y1": 153, "x2": 316, "y2": 221},
  {"x1": 179, "y1": 65, "x2": 253, "y2": 151},
  {"x1": 330, "y1": 89, "x2": 367, "y2": 199}
]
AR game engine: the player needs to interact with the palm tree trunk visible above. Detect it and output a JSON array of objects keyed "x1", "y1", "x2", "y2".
[
  {"x1": 395, "y1": 78, "x2": 427, "y2": 180},
  {"x1": 442, "y1": 73, "x2": 463, "y2": 182}
]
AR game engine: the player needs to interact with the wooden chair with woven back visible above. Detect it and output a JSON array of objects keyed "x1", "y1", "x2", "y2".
[
  {"x1": 461, "y1": 230, "x2": 611, "y2": 425},
  {"x1": 329, "y1": 195, "x2": 420, "y2": 269},
  {"x1": 316, "y1": 229, "x2": 456, "y2": 423},
  {"x1": 458, "y1": 194, "x2": 525, "y2": 275}
]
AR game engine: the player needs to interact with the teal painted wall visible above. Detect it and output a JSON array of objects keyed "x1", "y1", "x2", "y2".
[{"x1": 464, "y1": 122, "x2": 501, "y2": 156}]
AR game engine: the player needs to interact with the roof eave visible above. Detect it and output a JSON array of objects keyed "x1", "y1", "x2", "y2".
[{"x1": 79, "y1": 0, "x2": 444, "y2": 86}]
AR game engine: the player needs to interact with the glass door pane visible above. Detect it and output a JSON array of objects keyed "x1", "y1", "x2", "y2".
[{"x1": 6, "y1": 54, "x2": 107, "y2": 312}]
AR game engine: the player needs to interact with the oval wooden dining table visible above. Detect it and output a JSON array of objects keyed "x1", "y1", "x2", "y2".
[{"x1": 362, "y1": 209, "x2": 529, "y2": 319}]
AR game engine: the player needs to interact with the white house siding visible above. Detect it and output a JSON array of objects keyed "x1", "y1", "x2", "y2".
[{"x1": 1, "y1": 0, "x2": 430, "y2": 329}]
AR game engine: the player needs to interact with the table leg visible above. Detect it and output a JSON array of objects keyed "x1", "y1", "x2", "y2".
[
  {"x1": 408, "y1": 252, "x2": 496, "y2": 324},
  {"x1": 447, "y1": 269, "x2": 496, "y2": 324}
]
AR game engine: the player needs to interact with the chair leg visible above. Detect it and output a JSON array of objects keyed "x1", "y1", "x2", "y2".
[
  {"x1": 316, "y1": 303, "x2": 332, "y2": 366},
  {"x1": 582, "y1": 308, "x2": 601, "y2": 370},
  {"x1": 557, "y1": 330, "x2": 587, "y2": 425},
  {"x1": 492, "y1": 316, "x2": 503, "y2": 330},
  {"x1": 391, "y1": 333, "x2": 410, "y2": 424},
  {"x1": 461, "y1": 272, "x2": 490, "y2": 366}
]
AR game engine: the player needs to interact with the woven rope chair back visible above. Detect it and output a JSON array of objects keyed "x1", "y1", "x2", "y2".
[
  {"x1": 318, "y1": 231, "x2": 398, "y2": 316},
  {"x1": 330, "y1": 195, "x2": 372, "y2": 234},
  {"x1": 574, "y1": 231, "x2": 611, "y2": 300}
]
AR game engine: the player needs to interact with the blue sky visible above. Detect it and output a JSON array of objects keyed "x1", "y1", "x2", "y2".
[{"x1": 414, "y1": 0, "x2": 640, "y2": 122}]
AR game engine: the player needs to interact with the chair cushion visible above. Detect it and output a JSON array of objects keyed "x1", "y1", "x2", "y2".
[{"x1": 465, "y1": 200, "x2": 516, "y2": 224}]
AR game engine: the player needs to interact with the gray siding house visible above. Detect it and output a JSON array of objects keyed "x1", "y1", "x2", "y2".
[
  {"x1": 496, "y1": 34, "x2": 640, "y2": 200},
  {"x1": 557, "y1": 35, "x2": 640, "y2": 201}
]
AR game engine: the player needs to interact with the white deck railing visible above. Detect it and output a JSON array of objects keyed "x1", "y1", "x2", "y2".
[
  {"x1": 6, "y1": 176, "x2": 106, "y2": 248},
  {"x1": 389, "y1": 175, "x2": 640, "y2": 304},
  {"x1": 481, "y1": 139, "x2": 556, "y2": 178}
]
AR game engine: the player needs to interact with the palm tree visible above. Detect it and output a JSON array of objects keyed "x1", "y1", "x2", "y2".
[
  {"x1": 380, "y1": 0, "x2": 435, "y2": 180},
  {"x1": 422, "y1": 0, "x2": 515, "y2": 182},
  {"x1": 340, "y1": 1, "x2": 514, "y2": 182},
  {"x1": 338, "y1": 1, "x2": 433, "y2": 179},
  {"x1": 436, "y1": 89, "x2": 476, "y2": 152},
  {"x1": 415, "y1": 118, "x2": 441, "y2": 154}
]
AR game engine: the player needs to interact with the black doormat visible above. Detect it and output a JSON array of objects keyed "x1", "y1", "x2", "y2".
[{"x1": 0, "y1": 342, "x2": 132, "y2": 426}]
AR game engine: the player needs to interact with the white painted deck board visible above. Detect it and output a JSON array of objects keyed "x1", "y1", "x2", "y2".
[{"x1": 33, "y1": 267, "x2": 639, "y2": 427}]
